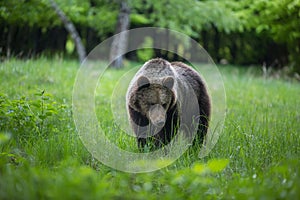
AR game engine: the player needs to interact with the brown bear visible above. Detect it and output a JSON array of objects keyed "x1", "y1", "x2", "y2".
[{"x1": 126, "y1": 58, "x2": 211, "y2": 150}]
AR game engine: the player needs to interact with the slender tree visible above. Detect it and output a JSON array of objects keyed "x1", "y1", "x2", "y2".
[
  {"x1": 49, "y1": 0, "x2": 86, "y2": 63},
  {"x1": 109, "y1": 1, "x2": 130, "y2": 68}
]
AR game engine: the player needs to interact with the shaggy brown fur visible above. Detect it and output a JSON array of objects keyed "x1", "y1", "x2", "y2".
[{"x1": 126, "y1": 58, "x2": 211, "y2": 149}]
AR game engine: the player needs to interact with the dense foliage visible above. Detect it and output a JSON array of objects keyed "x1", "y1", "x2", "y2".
[{"x1": 0, "y1": 0, "x2": 299, "y2": 71}]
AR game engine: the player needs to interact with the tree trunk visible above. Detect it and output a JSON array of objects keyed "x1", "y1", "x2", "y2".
[
  {"x1": 109, "y1": 1, "x2": 130, "y2": 68},
  {"x1": 49, "y1": 0, "x2": 86, "y2": 63},
  {"x1": 6, "y1": 25, "x2": 14, "y2": 58}
]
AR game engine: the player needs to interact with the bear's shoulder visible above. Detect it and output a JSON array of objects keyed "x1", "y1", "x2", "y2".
[
  {"x1": 171, "y1": 62, "x2": 204, "y2": 83},
  {"x1": 171, "y1": 62, "x2": 198, "y2": 75}
]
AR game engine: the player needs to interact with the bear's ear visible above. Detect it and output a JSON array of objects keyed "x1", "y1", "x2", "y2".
[
  {"x1": 137, "y1": 76, "x2": 150, "y2": 88},
  {"x1": 163, "y1": 76, "x2": 174, "y2": 89}
]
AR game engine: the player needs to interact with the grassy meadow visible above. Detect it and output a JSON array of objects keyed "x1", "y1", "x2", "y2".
[{"x1": 0, "y1": 58, "x2": 299, "y2": 199}]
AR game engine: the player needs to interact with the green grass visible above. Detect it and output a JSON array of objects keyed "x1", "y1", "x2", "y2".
[{"x1": 0, "y1": 58, "x2": 299, "y2": 199}]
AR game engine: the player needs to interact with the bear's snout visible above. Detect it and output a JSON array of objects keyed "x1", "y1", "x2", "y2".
[{"x1": 148, "y1": 104, "x2": 166, "y2": 128}]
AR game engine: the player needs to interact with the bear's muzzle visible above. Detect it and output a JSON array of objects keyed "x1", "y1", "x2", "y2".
[{"x1": 148, "y1": 104, "x2": 166, "y2": 128}]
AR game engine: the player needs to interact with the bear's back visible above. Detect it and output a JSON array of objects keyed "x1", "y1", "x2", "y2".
[
  {"x1": 171, "y1": 62, "x2": 211, "y2": 133},
  {"x1": 171, "y1": 62, "x2": 208, "y2": 99},
  {"x1": 136, "y1": 58, "x2": 175, "y2": 80}
]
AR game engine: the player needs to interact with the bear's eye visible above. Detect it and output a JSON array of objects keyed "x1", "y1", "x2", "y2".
[
  {"x1": 134, "y1": 102, "x2": 141, "y2": 109},
  {"x1": 162, "y1": 103, "x2": 168, "y2": 108}
]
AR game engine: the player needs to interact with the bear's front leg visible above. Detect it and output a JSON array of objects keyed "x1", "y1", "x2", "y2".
[{"x1": 137, "y1": 137, "x2": 147, "y2": 150}]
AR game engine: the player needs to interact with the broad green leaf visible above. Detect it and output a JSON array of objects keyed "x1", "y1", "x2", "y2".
[
  {"x1": 207, "y1": 159, "x2": 229, "y2": 173},
  {"x1": 0, "y1": 132, "x2": 11, "y2": 145},
  {"x1": 192, "y1": 163, "x2": 207, "y2": 175}
]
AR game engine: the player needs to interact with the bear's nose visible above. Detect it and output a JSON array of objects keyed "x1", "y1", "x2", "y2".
[{"x1": 156, "y1": 120, "x2": 165, "y2": 127}]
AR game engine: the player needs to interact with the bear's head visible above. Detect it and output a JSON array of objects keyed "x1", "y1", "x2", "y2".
[{"x1": 130, "y1": 75, "x2": 176, "y2": 128}]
